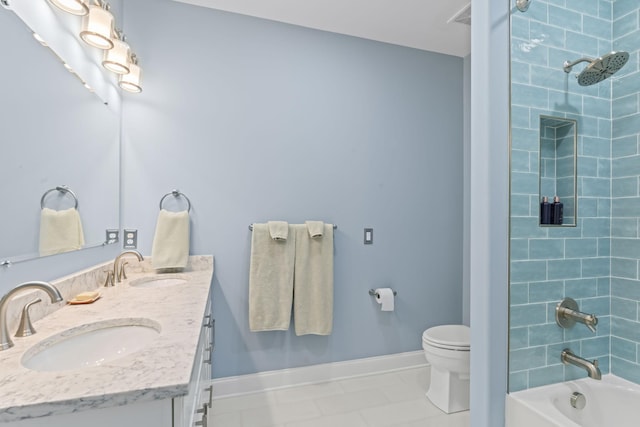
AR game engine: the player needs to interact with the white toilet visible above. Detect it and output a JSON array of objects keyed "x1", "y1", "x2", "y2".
[{"x1": 422, "y1": 324, "x2": 470, "y2": 414}]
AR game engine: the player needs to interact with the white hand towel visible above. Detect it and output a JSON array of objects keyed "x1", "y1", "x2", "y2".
[
  {"x1": 293, "y1": 223, "x2": 334, "y2": 336},
  {"x1": 268, "y1": 221, "x2": 289, "y2": 241},
  {"x1": 305, "y1": 221, "x2": 324, "y2": 238},
  {"x1": 249, "y1": 223, "x2": 296, "y2": 332},
  {"x1": 151, "y1": 209, "x2": 190, "y2": 270},
  {"x1": 39, "y1": 207, "x2": 85, "y2": 256}
]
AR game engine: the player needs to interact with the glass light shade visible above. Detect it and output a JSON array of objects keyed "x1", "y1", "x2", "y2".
[
  {"x1": 79, "y1": 5, "x2": 114, "y2": 50},
  {"x1": 48, "y1": 0, "x2": 89, "y2": 16},
  {"x1": 103, "y1": 39, "x2": 131, "y2": 74},
  {"x1": 119, "y1": 63, "x2": 142, "y2": 93}
]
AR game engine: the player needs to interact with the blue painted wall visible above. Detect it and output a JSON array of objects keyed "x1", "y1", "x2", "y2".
[
  {"x1": 611, "y1": 0, "x2": 640, "y2": 384},
  {"x1": 509, "y1": 0, "x2": 640, "y2": 390},
  {"x1": 121, "y1": 0, "x2": 465, "y2": 378}
]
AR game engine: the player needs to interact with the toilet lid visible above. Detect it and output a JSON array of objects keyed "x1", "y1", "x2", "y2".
[{"x1": 423, "y1": 325, "x2": 470, "y2": 349}]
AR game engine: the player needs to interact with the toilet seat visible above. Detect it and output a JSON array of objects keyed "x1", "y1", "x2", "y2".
[{"x1": 422, "y1": 325, "x2": 470, "y2": 351}]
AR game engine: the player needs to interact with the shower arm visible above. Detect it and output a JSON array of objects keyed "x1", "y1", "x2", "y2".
[
  {"x1": 516, "y1": 0, "x2": 531, "y2": 12},
  {"x1": 563, "y1": 57, "x2": 594, "y2": 73}
]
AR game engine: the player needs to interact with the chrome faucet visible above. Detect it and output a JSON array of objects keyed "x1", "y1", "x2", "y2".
[
  {"x1": 561, "y1": 349, "x2": 602, "y2": 380},
  {"x1": 0, "y1": 281, "x2": 63, "y2": 350},
  {"x1": 113, "y1": 250, "x2": 144, "y2": 283}
]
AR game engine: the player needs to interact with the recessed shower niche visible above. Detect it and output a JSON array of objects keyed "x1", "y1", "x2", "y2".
[{"x1": 539, "y1": 116, "x2": 577, "y2": 227}]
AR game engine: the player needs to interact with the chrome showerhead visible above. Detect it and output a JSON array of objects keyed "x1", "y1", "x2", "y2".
[{"x1": 563, "y1": 51, "x2": 629, "y2": 86}]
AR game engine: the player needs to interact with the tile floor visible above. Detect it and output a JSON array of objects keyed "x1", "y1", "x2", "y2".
[{"x1": 210, "y1": 366, "x2": 470, "y2": 426}]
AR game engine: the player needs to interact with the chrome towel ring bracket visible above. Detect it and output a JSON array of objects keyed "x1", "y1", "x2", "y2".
[
  {"x1": 159, "y1": 189, "x2": 192, "y2": 212},
  {"x1": 40, "y1": 186, "x2": 79, "y2": 210}
]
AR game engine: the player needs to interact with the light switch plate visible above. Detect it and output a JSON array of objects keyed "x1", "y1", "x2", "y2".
[{"x1": 364, "y1": 228, "x2": 373, "y2": 245}]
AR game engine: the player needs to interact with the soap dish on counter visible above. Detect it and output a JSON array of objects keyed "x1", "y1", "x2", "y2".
[{"x1": 68, "y1": 292, "x2": 101, "y2": 305}]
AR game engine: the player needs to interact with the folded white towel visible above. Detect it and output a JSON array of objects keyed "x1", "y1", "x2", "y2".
[
  {"x1": 249, "y1": 223, "x2": 296, "y2": 332},
  {"x1": 268, "y1": 221, "x2": 289, "y2": 241},
  {"x1": 293, "y1": 223, "x2": 334, "y2": 336},
  {"x1": 39, "y1": 207, "x2": 85, "y2": 256},
  {"x1": 151, "y1": 209, "x2": 190, "y2": 270},
  {"x1": 305, "y1": 221, "x2": 324, "y2": 238}
]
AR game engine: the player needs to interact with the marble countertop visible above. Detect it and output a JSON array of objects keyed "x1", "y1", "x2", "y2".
[{"x1": 0, "y1": 255, "x2": 214, "y2": 423}]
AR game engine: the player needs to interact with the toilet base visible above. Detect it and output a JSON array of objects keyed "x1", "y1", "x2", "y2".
[{"x1": 426, "y1": 366, "x2": 470, "y2": 414}]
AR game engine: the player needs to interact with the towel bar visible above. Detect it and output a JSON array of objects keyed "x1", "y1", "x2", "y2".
[
  {"x1": 159, "y1": 189, "x2": 192, "y2": 212},
  {"x1": 40, "y1": 185, "x2": 78, "y2": 209},
  {"x1": 249, "y1": 223, "x2": 338, "y2": 231},
  {"x1": 369, "y1": 289, "x2": 397, "y2": 297}
]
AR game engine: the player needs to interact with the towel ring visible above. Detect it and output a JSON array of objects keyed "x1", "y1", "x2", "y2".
[
  {"x1": 159, "y1": 189, "x2": 192, "y2": 212},
  {"x1": 40, "y1": 186, "x2": 78, "y2": 210}
]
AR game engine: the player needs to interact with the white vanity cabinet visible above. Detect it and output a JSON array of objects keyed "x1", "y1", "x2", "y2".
[{"x1": 174, "y1": 297, "x2": 214, "y2": 427}]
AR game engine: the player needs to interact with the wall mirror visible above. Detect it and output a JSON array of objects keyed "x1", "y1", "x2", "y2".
[
  {"x1": 0, "y1": 4, "x2": 120, "y2": 264},
  {"x1": 539, "y1": 115, "x2": 577, "y2": 227}
]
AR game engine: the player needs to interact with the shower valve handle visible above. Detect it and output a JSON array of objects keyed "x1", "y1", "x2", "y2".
[{"x1": 556, "y1": 298, "x2": 598, "y2": 333}]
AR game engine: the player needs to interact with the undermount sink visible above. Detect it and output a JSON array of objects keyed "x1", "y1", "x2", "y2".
[
  {"x1": 129, "y1": 275, "x2": 188, "y2": 288},
  {"x1": 22, "y1": 318, "x2": 161, "y2": 372}
]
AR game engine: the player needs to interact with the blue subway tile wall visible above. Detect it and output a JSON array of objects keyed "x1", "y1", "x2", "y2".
[
  {"x1": 510, "y1": 0, "x2": 640, "y2": 391},
  {"x1": 611, "y1": 0, "x2": 640, "y2": 383},
  {"x1": 510, "y1": 0, "x2": 613, "y2": 392}
]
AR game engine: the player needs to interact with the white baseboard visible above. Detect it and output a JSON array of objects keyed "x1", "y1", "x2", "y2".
[{"x1": 211, "y1": 350, "x2": 427, "y2": 398}]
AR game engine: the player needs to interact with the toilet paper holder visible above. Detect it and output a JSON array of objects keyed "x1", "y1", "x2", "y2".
[{"x1": 369, "y1": 289, "x2": 397, "y2": 297}]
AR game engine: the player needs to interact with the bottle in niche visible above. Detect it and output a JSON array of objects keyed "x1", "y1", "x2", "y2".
[
  {"x1": 540, "y1": 196, "x2": 551, "y2": 225},
  {"x1": 552, "y1": 196, "x2": 563, "y2": 225}
]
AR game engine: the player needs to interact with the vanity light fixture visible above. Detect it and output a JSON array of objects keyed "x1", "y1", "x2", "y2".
[
  {"x1": 48, "y1": 0, "x2": 89, "y2": 16},
  {"x1": 41, "y1": 0, "x2": 144, "y2": 94},
  {"x1": 102, "y1": 30, "x2": 130, "y2": 74},
  {"x1": 79, "y1": 1, "x2": 114, "y2": 50},
  {"x1": 118, "y1": 53, "x2": 142, "y2": 93}
]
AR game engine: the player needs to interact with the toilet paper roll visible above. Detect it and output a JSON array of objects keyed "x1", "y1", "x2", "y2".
[{"x1": 375, "y1": 288, "x2": 394, "y2": 312}]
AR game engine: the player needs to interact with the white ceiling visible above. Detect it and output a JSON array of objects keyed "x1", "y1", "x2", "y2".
[{"x1": 173, "y1": 0, "x2": 471, "y2": 57}]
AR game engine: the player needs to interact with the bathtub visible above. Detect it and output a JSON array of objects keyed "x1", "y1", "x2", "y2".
[{"x1": 505, "y1": 374, "x2": 640, "y2": 427}]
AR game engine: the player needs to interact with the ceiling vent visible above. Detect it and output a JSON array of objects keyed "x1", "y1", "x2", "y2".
[{"x1": 448, "y1": 3, "x2": 471, "y2": 26}]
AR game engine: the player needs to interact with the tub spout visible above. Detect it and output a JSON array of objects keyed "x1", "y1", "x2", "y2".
[{"x1": 561, "y1": 349, "x2": 601, "y2": 380}]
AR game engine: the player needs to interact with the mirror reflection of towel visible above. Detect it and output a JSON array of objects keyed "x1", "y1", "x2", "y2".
[
  {"x1": 151, "y1": 209, "x2": 190, "y2": 270},
  {"x1": 39, "y1": 207, "x2": 85, "y2": 256}
]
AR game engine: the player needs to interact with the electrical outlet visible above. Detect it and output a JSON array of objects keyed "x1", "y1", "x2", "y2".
[
  {"x1": 106, "y1": 229, "x2": 119, "y2": 245},
  {"x1": 124, "y1": 229, "x2": 138, "y2": 249}
]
